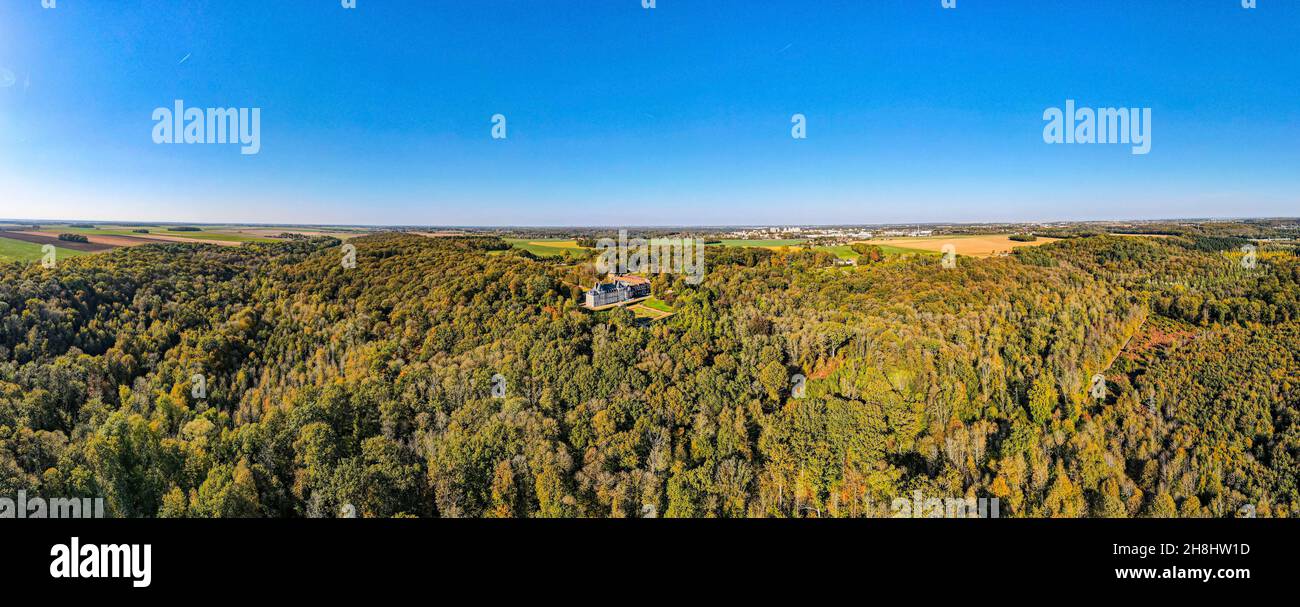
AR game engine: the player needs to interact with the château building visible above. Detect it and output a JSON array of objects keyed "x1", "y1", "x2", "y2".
[{"x1": 585, "y1": 275, "x2": 651, "y2": 307}]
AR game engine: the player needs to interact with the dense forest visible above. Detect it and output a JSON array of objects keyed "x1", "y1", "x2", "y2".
[{"x1": 1, "y1": 230, "x2": 1296, "y2": 517}]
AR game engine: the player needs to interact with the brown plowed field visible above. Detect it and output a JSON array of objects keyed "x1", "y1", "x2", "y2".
[
  {"x1": 32, "y1": 231, "x2": 241, "y2": 247},
  {"x1": 0, "y1": 231, "x2": 115, "y2": 252},
  {"x1": 863, "y1": 234, "x2": 1060, "y2": 258}
]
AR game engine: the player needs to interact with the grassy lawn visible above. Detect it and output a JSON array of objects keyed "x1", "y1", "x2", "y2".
[
  {"x1": 642, "y1": 297, "x2": 674, "y2": 313},
  {"x1": 504, "y1": 238, "x2": 591, "y2": 258},
  {"x1": 624, "y1": 297, "x2": 675, "y2": 322},
  {"x1": 630, "y1": 304, "x2": 670, "y2": 320},
  {"x1": 0, "y1": 236, "x2": 89, "y2": 263}
]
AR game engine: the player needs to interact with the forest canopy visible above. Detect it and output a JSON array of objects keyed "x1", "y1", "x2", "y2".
[{"x1": 0, "y1": 231, "x2": 1296, "y2": 518}]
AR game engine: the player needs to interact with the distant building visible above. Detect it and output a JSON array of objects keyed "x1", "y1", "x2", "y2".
[{"x1": 585, "y1": 274, "x2": 651, "y2": 308}]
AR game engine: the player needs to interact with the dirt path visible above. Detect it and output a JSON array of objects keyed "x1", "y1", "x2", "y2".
[{"x1": 1102, "y1": 315, "x2": 1148, "y2": 374}]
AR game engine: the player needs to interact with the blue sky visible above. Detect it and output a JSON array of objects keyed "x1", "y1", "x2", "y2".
[{"x1": 1, "y1": 0, "x2": 1297, "y2": 226}]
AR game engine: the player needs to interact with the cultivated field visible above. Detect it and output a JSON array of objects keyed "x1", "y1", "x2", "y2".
[
  {"x1": 34, "y1": 228, "x2": 246, "y2": 248},
  {"x1": 0, "y1": 231, "x2": 116, "y2": 252},
  {"x1": 227, "y1": 227, "x2": 370, "y2": 240},
  {"x1": 863, "y1": 234, "x2": 1060, "y2": 258},
  {"x1": 0, "y1": 224, "x2": 291, "y2": 261},
  {"x1": 57, "y1": 225, "x2": 274, "y2": 244}
]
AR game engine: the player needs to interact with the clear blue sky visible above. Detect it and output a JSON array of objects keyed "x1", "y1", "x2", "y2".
[{"x1": 1, "y1": 0, "x2": 1297, "y2": 226}]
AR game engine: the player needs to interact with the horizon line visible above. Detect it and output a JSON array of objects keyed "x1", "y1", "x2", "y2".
[{"x1": 3, "y1": 215, "x2": 1298, "y2": 231}]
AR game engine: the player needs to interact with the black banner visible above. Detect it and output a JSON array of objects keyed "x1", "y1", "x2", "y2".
[{"x1": 2, "y1": 518, "x2": 1290, "y2": 598}]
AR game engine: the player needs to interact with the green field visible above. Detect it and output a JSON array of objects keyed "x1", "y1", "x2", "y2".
[
  {"x1": 0, "y1": 236, "x2": 89, "y2": 263},
  {"x1": 871, "y1": 243, "x2": 939, "y2": 255},
  {"x1": 504, "y1": 238, "x2": 591, "y2": 258}
]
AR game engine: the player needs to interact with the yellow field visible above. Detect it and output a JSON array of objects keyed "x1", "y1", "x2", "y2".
[{"x1": 863, "y1": 234, "x2": 1060, "y2": 258}]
